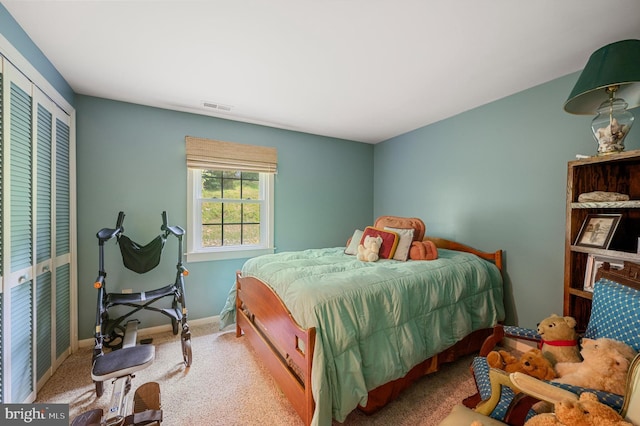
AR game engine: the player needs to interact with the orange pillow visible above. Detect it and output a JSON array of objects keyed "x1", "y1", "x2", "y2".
[
  {"x1": 361, "y1": 227, "x2": 399, "y2": 259},
  {"x1": 409, "y1": 240, "x2": 438, "y2": 260}
]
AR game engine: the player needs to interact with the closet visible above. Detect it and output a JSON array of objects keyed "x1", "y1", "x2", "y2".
[{"x1": 1, "y1": 54, "x2": 76, "y2": 403}]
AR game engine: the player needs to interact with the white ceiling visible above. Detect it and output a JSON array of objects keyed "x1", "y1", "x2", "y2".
[{"x1": 3, "y1": 0, "x2": 640, "y2": 144}]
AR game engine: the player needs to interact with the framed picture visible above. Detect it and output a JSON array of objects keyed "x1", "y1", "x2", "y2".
[
  {"x1": 574, "y1": 214, "x2": 622, "y2": 249},
  {"x1": 583, "y1": 254, "x2": 624, "y2": 292}
]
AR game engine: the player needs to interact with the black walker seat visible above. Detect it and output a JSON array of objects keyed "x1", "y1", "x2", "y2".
[
  {"x1": 92, "y1": 211, "x2": 192, "y2": 398},
  {"x1": 92, "y1": 345, "x2": 155, "y2": 382}
]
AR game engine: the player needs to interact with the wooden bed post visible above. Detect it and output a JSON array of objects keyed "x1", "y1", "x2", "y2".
[{"x1": 235, "y1": 273, "x2": 243, "y2": 338}]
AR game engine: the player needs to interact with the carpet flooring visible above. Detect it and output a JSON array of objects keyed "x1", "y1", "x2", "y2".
[{"x1": 35, "y1": 318, "x2": 479, "y2": 425}]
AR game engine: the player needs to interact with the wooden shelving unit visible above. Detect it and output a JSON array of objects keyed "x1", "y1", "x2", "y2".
[{"x1": 565, "y1": 149, "x2": 640, "y2": 331}]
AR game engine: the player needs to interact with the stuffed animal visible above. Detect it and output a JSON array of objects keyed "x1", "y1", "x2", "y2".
[
  {"x1": 357, "y1": 235, "x2": 382, "y2": 262},
  {"x1": 523, "y1": 392, "x2": 632, "y2": 426},
  {"x1": 486, "y1": 348, "x2": 556, "y2": 381},
  {"x1": 553, "y1": 337, "x2": 637, "y2": 395},
  {"x1": 536, "y1": 314, "x2": 581, "y2": 366}
]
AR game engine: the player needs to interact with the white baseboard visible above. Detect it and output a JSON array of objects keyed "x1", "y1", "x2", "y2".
[{"x1": 77, "y1": 315, "x2": 218, "y2": 349}]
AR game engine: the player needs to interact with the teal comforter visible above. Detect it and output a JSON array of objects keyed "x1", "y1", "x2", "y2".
[{"x1": 220, "y1": 247, "x2": 504, "y2": 425}]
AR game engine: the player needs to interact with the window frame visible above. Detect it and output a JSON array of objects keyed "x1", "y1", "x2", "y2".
[{"x1": 187, "y1": 168, "x2": 274, "y2": 262}]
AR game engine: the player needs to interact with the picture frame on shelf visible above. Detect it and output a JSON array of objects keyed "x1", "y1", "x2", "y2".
[
  {"x1": 574, "y1": 213, "x2": 622, "y2": 249},
  {"x1": 583, "y1": 254, "x2": 624, "y2": 292}
]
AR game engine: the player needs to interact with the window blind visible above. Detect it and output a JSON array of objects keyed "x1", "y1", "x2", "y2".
[{"x1": 185, "y1": 136, "x2": 277, "y2": 174}]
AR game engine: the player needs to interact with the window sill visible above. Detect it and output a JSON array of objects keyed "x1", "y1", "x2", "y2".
[{"x1": 186, "y1": 247, "x2": 275, "y2": 262}]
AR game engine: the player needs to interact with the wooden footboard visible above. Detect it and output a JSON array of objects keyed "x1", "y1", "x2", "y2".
[
  {"x1": 235, "y1": 272, "x2": 315, "y2": 425},
  {"x1": 235, "y1": 237, "x2": 503, "y2": 425}
]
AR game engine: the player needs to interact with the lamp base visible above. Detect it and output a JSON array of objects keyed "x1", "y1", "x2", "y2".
[
  {"x1": 596, "y1": 134, "x2": 625, "y2": 155},
  {"x1": 592, "y1": 97, "x2": 632, "y2": 156},
  {"x1": 597, "y1": 150, "x2": 624, "y2": 156}
]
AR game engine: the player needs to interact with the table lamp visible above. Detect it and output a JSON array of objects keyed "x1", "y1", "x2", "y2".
[{"x1": 564, "y1": 39, "x2": 640, "y2": 155}]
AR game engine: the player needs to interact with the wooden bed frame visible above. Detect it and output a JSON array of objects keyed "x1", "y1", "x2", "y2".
[{"x1": 235, "y1": 236, "x2": 503, "y2": 425}]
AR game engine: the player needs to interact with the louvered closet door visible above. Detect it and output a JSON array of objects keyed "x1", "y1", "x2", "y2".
[
  {"x1": 54, "y1": 111, "x2": 71, "y2": 365},
  {"x1": 0, "y1": 42, "x2": 77, "y2": 402},
  {"x1": 3, "y1": 61, "x2": 35, "y2": 403},
  {"x1": 0, "y1": 57, "x2": 74, "y2": 403},
  {"x1": 34, "y1": 91, "x2": 53, "y2": 388},
  {"x1": 32, "y1": 88, "x2": 72, "y2": 389}
]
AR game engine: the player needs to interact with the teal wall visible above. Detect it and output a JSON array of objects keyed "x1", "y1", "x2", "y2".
[
  {"x1": 5, "y1": 1, "x2": 640, "y2": 336},
  {"x1": 374, "y1": 76, "x2": 640, "y2": 328},
  {"x1": 1, "y1": 3, "x2": 373, "y2": 340},
  {"x1": 75, "y1": 96, "x2": 373, "y2": 339}
]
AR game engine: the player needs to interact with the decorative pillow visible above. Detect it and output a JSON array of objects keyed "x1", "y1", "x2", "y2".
[
  {"x1": 384, "y1": 227, "x2": 414, "y2": 261},
  {"x1": 361, "y1": 227, "x2": 399, "y2": 259},
  {"x1": 409, "y1": 240, "x2": 439, "y2": 260},
  {"x1": 345, "y1": 229, "x2": 364, "y2": 255},
  {"x1": 373, "y1": 216, "x2": 425, "y2": 242}
]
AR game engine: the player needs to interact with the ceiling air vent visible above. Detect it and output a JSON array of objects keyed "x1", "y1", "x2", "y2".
[{"x1": 202, "y1": 101, "x2": 232, "y2": 112}]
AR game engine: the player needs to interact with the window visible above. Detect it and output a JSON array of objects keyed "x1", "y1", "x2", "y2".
[{"x1": 185, "y1": 137, "x2": 276, "y2": 262}]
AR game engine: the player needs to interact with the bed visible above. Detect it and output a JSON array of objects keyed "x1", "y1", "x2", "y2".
[{"x1": 220, "y1": 216, "x2": 505, "y2": 425}]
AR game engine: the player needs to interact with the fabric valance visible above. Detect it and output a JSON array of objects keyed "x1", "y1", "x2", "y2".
[{"x1": 185, "y1": 136, "x2": 277, "y2": 173}]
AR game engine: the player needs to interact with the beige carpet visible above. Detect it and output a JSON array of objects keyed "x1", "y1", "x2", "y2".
[{"x1": 36, "y1": 318, "x2": 478, "y2": 425}]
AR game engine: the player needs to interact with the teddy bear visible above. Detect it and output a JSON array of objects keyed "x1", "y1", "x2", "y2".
[
  {"x1": 486, "y1": 348, "x2": 556, "y2": 381},
  {"x1": 523, "y1": 392, "x2": 632, "y2": 426},
  {"x1": 357, "y1": 235, "x2": 382, "y2": 262},
  {"x1": 552, "y1": 337, "x2": 637, "y2": 395},
  {"x1": 536, "y1": 314, "x2": 581, "y2": 366}
]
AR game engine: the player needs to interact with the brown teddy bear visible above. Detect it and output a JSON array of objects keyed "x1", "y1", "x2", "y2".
[
  {"x1": 553, "y1": 337, "x2": 637, "y2": 395},
  {"x1": 523, "y1": 392, "x2": 632, "y2": 426},
  {"x1": 536, "y1": 314, "x2": 581, "y2": 366},
  {"x1": 486, "y1": 348, "x2": 556, "y2": 381}
]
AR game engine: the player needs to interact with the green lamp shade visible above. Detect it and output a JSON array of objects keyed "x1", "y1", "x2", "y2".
[{"x1": 564, "y1": 39, "x2": 640, "y2": 115}]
